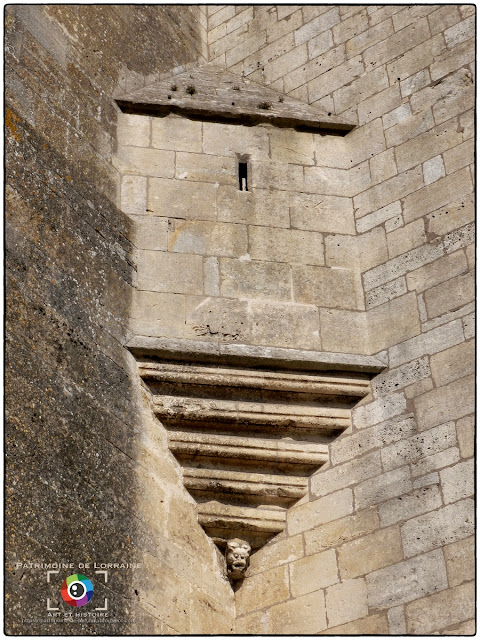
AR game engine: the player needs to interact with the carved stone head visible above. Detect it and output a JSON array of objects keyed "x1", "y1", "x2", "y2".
[{"x1": 225, "y1": 538, "x2": 251, "y2": 580}]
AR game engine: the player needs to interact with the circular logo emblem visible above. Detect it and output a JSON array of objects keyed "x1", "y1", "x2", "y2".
[{"x1": 60, "y1": 574, "x2": 93, "y2": 607}]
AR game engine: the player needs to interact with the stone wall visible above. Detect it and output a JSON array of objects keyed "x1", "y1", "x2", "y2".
[
  {"x1": 6, "y1": 4, "x2": 475, "y2": 636},
  {"x1": 200, "y1": 5, "x2": 474, "y2": 634},
  {"x1": 117, "y1": 112, "x2": 367, "y2": 352},
  {"x1": 5, "y1": 5, "x2": 234, "y2": 634}
]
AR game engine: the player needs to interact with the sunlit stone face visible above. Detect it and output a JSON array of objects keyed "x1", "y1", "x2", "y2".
[{"x1": 225, "y1": 538, "x2": 251, "y2": 580}]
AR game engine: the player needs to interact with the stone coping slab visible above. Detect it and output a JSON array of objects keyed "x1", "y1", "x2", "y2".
[
  {"x1": 116, "y1": 65, "x2": 356, "y2": 133},
  {"x1": 127, "y1": 336, "x2": 387, "y2": 373}
]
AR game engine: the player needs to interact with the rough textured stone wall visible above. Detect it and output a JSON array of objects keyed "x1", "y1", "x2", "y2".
[
  {"x1": 117, "y1": 112, "x2": 366, "y2": 352},
  {"x1": 5, "y1": 5, "x2": 234, "y2": 634},
  {"x1": 6, "y1": 4, "x2": 475, "y2": 635},
  {"x1": 202, "y1": 5, "x2": 474, "y2": 634}
]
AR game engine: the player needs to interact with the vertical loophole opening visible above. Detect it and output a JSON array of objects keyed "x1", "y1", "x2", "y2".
[{"x1": 238, "y1": 162, "x2": 248, "y2": 191}]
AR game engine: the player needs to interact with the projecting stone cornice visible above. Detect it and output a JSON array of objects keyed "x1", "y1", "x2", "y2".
[
  {"x1": 115, "y1": 65, "x2": 356, "y2": 133},
  {"x1": 128, "y1": 337, "x2": 387, "y2": 373},
  {"x1": 132, "y1": 344, "x2": 385, "y2": 552}
]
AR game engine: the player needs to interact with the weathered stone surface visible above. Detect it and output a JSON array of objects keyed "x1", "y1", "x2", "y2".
[
  {"x1": 235, "y1": 565, "x2": 290, "y2": 614},
  {"x1": 249, "y1": 226, "x2": 324, "y2": 266},
  {"x1": 149, "y1": 177, "x2": 218, "y2": 220},
  {"x1": 444, "y1": 535, "x2": 474, "y2": 588},
  {"x1": 355, "y1": 466, "x2": 412, "y2": 509},
  {"x1": 287, "y1": 489, "x2": 353, "y2": 536},
  {"x1": 219, "y1": 258, "x2": 291, "y2": 301},
  {"x1": 290, "y1": 194, "x2": 356, "y2": 235},
  {"x1": 406, "y1": 250, "x2": 468, "y2": 294},
  {"x1": 290, "y1": 548, "x2": 339, "y2": 596},
  {"x1": 405, "y1": 581, "x2": 475, "y2": 634},
  {"x1": 268, "y1": 590, "x2": 328, "y2": 634},
  {"x1": 379, "y1": 484, "x2": 442, "y2": 527},
  {"x1": 414, "y1": 373, "x2": 474, "y2": 431},
  {"x1": 311, "y1": 451, "x2": 382, "y2": 498},
  {"x1": 320, "y1": 309, "x2": 369, "y2": 353},
  {"x1": 380, "y1": 421, "x2": 457, "y2": 471},
  {"x1": 440, "y1": 458, "x2": 474, "y2": 505},
  {"x1": 293, "y1": 264, "x2": 361, "y2": 309},
  {"x1": 430, "y1": 339, "x2": 474, "y2": 387},
  {"x1": 7, "y1": 4, "x2": 475, "y2": 635},
  {"x1": 168, "y1": 219, "x2": 247, "y2": 258},
  {"x1": 387, "y1": 606, "x2": 407, "y2": 634},
  {"x1": 152, "y1": 113, "x2": 203, "y2": 152},
  {"x1": 366, "y1": 550, "x2": 448, "y2": 609},
  {"x1": 389, "y1": 319, "x2": 464, "y2": 368},
  {"x1": 247, "y1": 535, "x2": 304, "y2": 576},
  {"x1": 456, "y1": 414, "x2": 474, "y2": 459},
  {"x1": 304, "y1": 507, "x2": 379, "y2": 556},
  {"x1": 337, "y1": 525, "x2": 403, "y2": 579},
  {"x1": 136, "y1": 249, "x2": 204, "y2": 295},
  {"x1": 401, "y1": 499, "x2": 474, "y2": 558},
  {"x1": 121, "y1": 174, "x2": 147, "y2": 214},
  {"x1": 325, "y1": 578, "x2": 368, "y2": 627},
  {"x1": 424, "y1": 271, "x2": 474, "y2": 319},
  {"x1": 320, "y1": 613, "x2": 389, "y2": 635}
]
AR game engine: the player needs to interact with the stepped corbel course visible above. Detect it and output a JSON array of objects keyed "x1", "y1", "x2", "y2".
[{"x1": 135, "y1": 347, "x2": 384, "y2": 551}]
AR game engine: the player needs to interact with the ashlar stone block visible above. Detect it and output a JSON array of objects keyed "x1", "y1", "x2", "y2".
[
  {"x1": 293, "y1": 265, "x2": 361, "y2": 310},
  {"x1": 268, "y1": 591, "x2": 327, "y2": 634},
  {"x1": 440, "y1": 458, "x2": 474, "y2": 505},
  {"x1": 115, "y1": 146, "x2": 175, "y2": 178},
  {"x1": 366, "y1": 550, "x2": 448, "y2": 609},
  {"x1": 290, "y1": 193, "x2": 355, "y2": 235},
  {"x1": 148, "y1": 178, "x2": 217, "y2": 221},
  {"x1": 176, "y1": 152, "x2": 236, "y2": 186},
  {"x1": 387, "y1": 218, "x2": 425, "y2": 259},
  {"x1": 167, "y1": 220, "x2": 247, "y2": 258},
  {"x1": 121, "y1": 175, "x2": 147, "y2": 215},
  {"x1": 311, "y1": 450, "x2": 382, "y2": 498},
  {"x1": 287, "y1": 488, "x2": 353, "y2": 536},
  {"x1": 235, "y1": 565, "x2": 289, "y2": 615},
  {"x1": 117, "y1": 113, "x2": 150, "y2": 147},
  {"x1": 248, "y1": 300, "x2": 321, "y2": 350},
  {"x1": 414, "y1": 373, "x2": 474, "y2": 431},
  {"x1": 152, "y1": 114, "x2": 202, "y2": 153},
  {"x1": 304, "y1": 507, "x2": 379, "y2": 555},
  {"x1": 337, "y1": 525, "x2": 403, "y2": 579},
  {"x1": 203, "y1": 121, "x2": 269, "y2": 160},
  {"x1": 424, "y1": 271, "x2": 474, "y2": 319},
  {"x1": 325, "y1": 578, "x2": 368, "y2": 628},
  {"x1": 368, "y1": 293, "x2": 421, "y2": 353},
  {"x1": 249, "y1": 226, "x2": 324, "y2": 266},
  {"x1": 354, "y1": 466, "x2": 412, "y2": 509},
  {"x1": 380, "y1": 421, "x2": 457, "y2": 472},
  {"x1": 217, "y1": 186, "x2": 290, "y2": 228},
  {"x1": 443, "y1": 535, "x2": 474, "y2": 587},
  {"x1": 129, "y1": 215, "x2": 168, "y2": 251},
  {"x1": 405, "y1": 581, "x2": 474, "y2": 634},
  {"x1": 401, "y1": 499, "x2": 474, "y2": 557},
  {"x1": 456, "y1": 414, "x2": 474, "y2": 459},
  {"x1": 379, "y1": 484, "x2": 442, "y2": 527},
  {"x1": 135, "y1": 250, "x2": 203, "y2": 295},
  {"x1": 289, "y1": 548, "x2": 339, "y2": 597},
  {"x1": 269, "y1": 128, "x2": 314, "y2": 165},
  {"x1": 406, "y1": 250, "x2": 468, "y2": 294},
  {"x1": 430, "y1": 339, "x2": 474, "y2": 387},
  {"x1": 320, "y1": 309, "x2": 369, "y2": 353},
  {"x1": 219, "y1": 258, "x2": 291, "y2": 301},
  {"x1": 184, "y1": 296, "x2": 248, "y2": 343}
]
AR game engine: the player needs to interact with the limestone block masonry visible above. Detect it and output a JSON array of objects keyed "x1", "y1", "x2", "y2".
[
  {"x1": 136, "y1": 353, "x2": 381, "y2": 552},
  {"x1": 6, "y1": 4, "x2": 475, "y2": 636}
]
